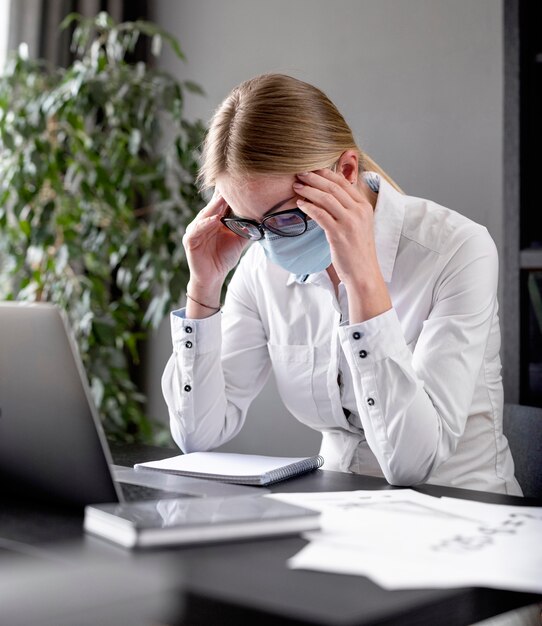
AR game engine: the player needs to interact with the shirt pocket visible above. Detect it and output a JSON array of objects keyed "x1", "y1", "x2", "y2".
[{"x1": 267, "y1": 343, "x2": 319, "y2": 427}]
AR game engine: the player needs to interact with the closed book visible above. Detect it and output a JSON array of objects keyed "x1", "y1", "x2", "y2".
[
  {"x1": 84, "y1": 495, "x2": 320, "y2": 548},
  {"x1": 134, "y1": 452, "x2": 324, "y2": 486}
]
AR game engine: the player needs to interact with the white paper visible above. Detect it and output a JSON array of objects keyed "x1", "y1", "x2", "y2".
[
  {"x1": 136, "y1": 452, "x2": 313, "y2": 477},
  {"x1": 267, "y1": 491, "x2": 542, "y2": 593}
]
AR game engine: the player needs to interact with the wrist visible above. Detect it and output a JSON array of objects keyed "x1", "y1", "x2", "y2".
[
  {"x1": 185, "y1": 280, "x2": 223, "y2": 320},
  {"x1": 186, "y1": 293, "x2": 221, "y2": 312},
  {"x1": 344, "y1": 275, "x2": 392, "y2": 323},
  {"x1": 343, "y1": 275, "x2": 381, "y2": 297},
  {"x1": 186, "y1": 279, "x2": 223, "y2": 303}
]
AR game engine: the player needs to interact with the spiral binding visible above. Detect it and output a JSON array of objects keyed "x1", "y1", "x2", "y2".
[{"x1": 262, "y1": 455, "x2": 325, "y2": 486}]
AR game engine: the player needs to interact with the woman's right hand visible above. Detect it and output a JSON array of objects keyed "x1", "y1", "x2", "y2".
[{"x1": 183, "y1": 190, "x2": 249, "y2": 291}]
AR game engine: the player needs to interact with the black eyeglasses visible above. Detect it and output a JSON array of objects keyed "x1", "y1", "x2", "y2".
[{"x1": 220, "y1": 208, "x2": 309, "y2": 241}]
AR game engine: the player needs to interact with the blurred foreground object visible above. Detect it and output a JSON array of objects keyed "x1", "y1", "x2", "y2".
[{"x1": 0, "y1": 540, "x2": 183, "y2": 626}]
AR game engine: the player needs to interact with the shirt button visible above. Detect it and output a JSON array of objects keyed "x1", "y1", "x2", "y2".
[
  {"x1": 367, "y1": 397, "x2": 375, "y2": 406},
  {"x1": 359, "y1": 350, "x2": 368, "y2": 358},
  {"x1": 185, "y1": 326, "x2": 193, "y2": 333},
  {"x1": 184, "y1": 384, "x2": 192, "y2": 392},
  {"x1": 353, "y1": 332, "x2": 362, "y2": 340},
  {"x1": 185, "y1": 341, "x2": 193, "y2": 349}
]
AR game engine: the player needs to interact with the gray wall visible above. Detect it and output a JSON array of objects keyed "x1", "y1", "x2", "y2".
[{"x1": 147, "y1": 0, "x2": 505, "y2": 455}]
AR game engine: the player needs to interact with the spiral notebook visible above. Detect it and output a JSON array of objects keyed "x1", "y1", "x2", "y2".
[{"x1": 134, "y1": 452, "x2": 324, "y2": 486}]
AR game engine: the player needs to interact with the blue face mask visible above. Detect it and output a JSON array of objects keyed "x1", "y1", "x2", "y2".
[{"x1": 258, "y1": 220, "x2": 331, "y2": 275}]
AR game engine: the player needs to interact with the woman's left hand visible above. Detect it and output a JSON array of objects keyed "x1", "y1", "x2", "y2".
[{"x1": 292, "y1": 169, "x2": 391, "y2": 322}]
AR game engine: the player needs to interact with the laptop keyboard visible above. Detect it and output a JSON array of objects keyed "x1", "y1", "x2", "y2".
[{"x1": 119, "y1": 482, "x2": 196, "y2": 502}]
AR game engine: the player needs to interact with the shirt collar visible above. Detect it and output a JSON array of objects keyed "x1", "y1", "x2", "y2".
[
  {"x1": 286, "y1": 172, "x2": 405, "y2": 286},
  {"x1": 372, "y1": 174, "x2": 405, "y2": 283}
]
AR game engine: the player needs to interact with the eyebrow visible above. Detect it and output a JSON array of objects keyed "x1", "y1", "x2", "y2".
[{"x1": 262, "y1": 196, "x2": 297, "y2": 218}]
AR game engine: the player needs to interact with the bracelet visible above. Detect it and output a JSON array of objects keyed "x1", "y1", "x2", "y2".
[{"x1": 186, "y1": 293, "x2": 221, "y2": 311}]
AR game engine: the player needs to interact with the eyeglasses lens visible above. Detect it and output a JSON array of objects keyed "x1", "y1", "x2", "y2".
[
  {"x1": 226, "y1": 220, "x2": 261, "y2": 240},
  {"x1": 264, "y1": 212, "x2": 306, "y2": 236}
]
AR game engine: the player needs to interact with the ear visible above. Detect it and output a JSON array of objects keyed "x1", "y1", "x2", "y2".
[{"x1": 336, "y1": 150, "x2": 359, "y2": 185}]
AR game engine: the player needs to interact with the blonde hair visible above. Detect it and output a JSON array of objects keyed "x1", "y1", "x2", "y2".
[{"x1": 198, "y1": 73, "x2": 403, "y2": 193}]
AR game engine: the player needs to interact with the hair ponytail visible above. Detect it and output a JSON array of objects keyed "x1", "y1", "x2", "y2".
[{"x1": 360, "y1": 153, "x2": 403, "y2": 193}]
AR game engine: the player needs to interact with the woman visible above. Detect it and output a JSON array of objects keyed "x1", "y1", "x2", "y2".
[{"x1": 162, "y1": 73, "x2": 521, "y2": 495}]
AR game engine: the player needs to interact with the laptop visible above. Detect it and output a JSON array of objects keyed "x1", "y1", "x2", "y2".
[{"x1": 0, "y1": 302, "x2": 259, "y2": 508}]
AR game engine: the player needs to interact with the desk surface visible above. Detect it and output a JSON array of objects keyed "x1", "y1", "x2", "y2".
[{"x1": 1, "y1": 443, "x2": 540, "y2": 626}]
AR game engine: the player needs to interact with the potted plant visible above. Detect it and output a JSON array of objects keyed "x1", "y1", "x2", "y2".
[{"x1": 0, "y1": 12, "x2": 206, "y2": 443}]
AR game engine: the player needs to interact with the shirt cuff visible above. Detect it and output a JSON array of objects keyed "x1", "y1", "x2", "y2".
[
  {"x1": 170, "y1": 307, "x2": 222, "y2": 355},
  {"x1": 338, "y1": 307, "x2": 409, "y2": 367}
]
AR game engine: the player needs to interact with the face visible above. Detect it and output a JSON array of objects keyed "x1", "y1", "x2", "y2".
[
  {"x1": 216, "y1": 172, "x2": 333, "y2": 276},
  {"x1": 215, "y1": 173, "x2": 302, "y2": 224}
]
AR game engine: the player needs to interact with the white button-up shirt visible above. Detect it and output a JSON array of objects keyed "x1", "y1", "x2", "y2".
[{"x1": 162, "y1": 175, "x2": 521, "y2": 495}]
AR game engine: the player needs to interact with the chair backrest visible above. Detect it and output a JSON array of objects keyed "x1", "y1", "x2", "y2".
[{"x1": 503, "y1": 403, "x2": 542, "y2": 499}]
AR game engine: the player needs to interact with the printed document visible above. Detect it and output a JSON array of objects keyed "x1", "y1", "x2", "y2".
[{"x1": 267, "y1": 490, "x2": 542, "y2": 593}]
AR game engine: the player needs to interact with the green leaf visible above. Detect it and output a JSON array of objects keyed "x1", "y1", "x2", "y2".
[
  {"x1": 59, "y1": 12, "x2": 83, "y2": 32},
  {"x1": 184, "y1": 80, "x2": 205, "y2": 95},
  {"x1": 151, "y1": 34, "x2": 162, "y2": 57},
  {"x1": 128, "y1": 128, "x2": 141, "y2": 156},
  {"x1": 96, "y1": 11, "x2": 114, "y2": 29},
  {"x1": 19, "y1": 220, "x2": 31, "y2": 238}
]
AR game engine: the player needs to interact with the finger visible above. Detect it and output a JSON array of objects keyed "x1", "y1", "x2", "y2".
[
  {"x1": 313, "y1": 168, "x2": 359, "y2": 193},
  {"x1": 293, "y1": 179, "x2": 345, "y2": 218},
  {"x1": 315, "y1": 169, "x2": 376, "y2": 220},
  {"x1": 297, "y1": 170, "x2": 358, "y2": 206},
  {"x1": 185, "y1": 214, "x2": 222, "y2": 240},
  {"x1": 296, "y1": 199, "x2": 335, "y2": 233},
  {"x1": 200, "y1": 193, "x2": 228, "y2": 217}
]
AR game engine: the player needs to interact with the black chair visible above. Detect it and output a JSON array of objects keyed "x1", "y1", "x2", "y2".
[{"x1": 503, "y1": 403, "x2": 542, "y2": 499}]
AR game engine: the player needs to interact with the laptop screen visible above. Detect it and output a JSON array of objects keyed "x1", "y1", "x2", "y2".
[{"x1": 0, "y1": 302, "x2": 121, "y2": 507}]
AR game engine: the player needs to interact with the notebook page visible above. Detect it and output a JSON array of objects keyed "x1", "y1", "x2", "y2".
[{"x1": 137, "y1": 452, "x2": 310, "y2": 477}]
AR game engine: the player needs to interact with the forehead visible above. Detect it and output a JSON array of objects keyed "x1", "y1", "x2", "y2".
[{"x1": 216, "y1": 173, "x2": 296, "y2": 219}]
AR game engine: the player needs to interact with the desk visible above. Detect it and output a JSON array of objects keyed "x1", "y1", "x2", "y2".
[{"x1": 1, "y1": 443, "x2": 540, "y2": 626}]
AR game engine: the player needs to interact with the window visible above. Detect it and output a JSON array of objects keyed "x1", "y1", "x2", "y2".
[{"x1": 0, "y1": 0, "x2": 11, "y2": 71}]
